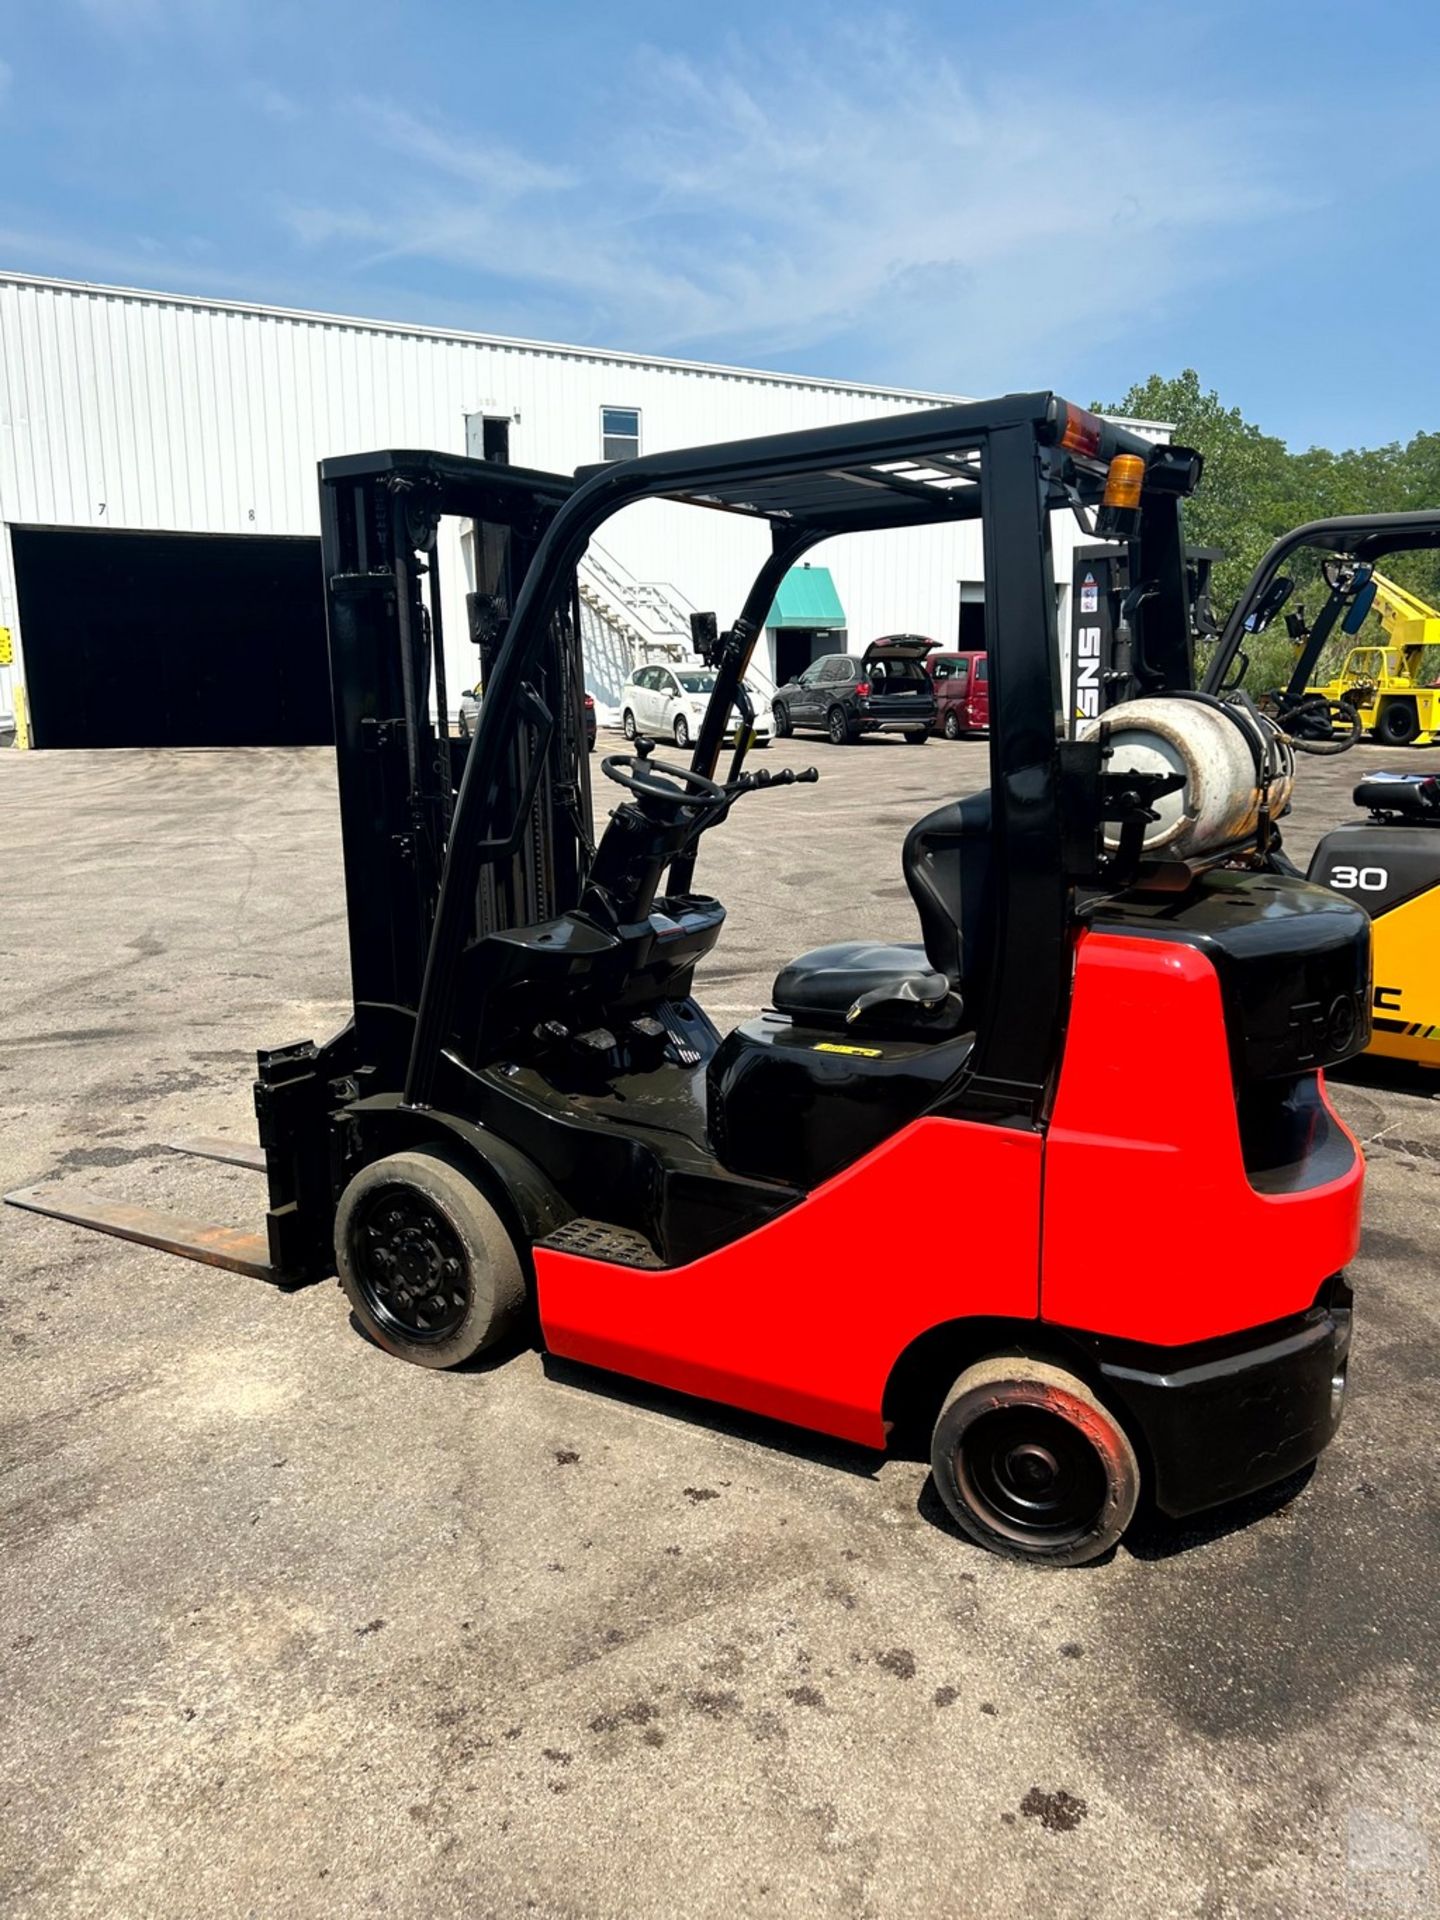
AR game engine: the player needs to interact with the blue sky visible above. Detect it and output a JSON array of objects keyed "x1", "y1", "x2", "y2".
[{"x1": 1, "y1": 0, "x2": 1436, "y2": 450}]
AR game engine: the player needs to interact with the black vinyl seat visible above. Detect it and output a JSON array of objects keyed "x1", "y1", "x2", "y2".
[
  {"x1": 771, "y1": 790, "x2": 993, "y2": 1038},
  {"x1": 771, "y1": 941, "x2": 961, "y2": 1034}
]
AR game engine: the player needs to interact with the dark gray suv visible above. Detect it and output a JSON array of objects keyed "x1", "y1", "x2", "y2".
[{"x1": 772, "y1": 635, "x2": 938, "y2": 745}]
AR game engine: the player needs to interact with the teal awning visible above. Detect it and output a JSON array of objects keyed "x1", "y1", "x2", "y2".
[{"x1": 768, "y1": 565, "x2": 846, "y2": 629}]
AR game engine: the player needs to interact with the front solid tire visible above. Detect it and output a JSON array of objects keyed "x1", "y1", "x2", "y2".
[
  {"x1": 1376, "y1": 699, "x2": 1420, "y2": 746},
  {"x1": 335, "y1": 1148, "x2": 527, "y2": 1370},
  {"x1": 929, "y1": 1357, "x2": 1140, "y2": 1565}
]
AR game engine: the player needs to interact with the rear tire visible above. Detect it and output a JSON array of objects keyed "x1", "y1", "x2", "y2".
[
  {"x1": 1376, "y1": 699, "x2": 1420, "y2": 746},
  {"x1": 904, "y1": 730, "x2": 929, "y2": 746},
  {"x1": 673, "y1": 714, "x2": 691, "y2": 750},
  {"x1": 943, "y1": 711, "x2": 962, "y2": 741},
  {"x1": 929, "y1": 1357, "x2": 1140, "y2": 1566},
  {"x1": 623, "y1": 709, "x2": 638, "y2": 741},
  {"x1": 772, "y1": 703, "x2": 791, "y2": 739},
  {"x1": 335, "y1": 1148, "x2": 526, "y2": 1371},
  {"x1": 827, "y1": 706, "x2": 852, "y2": 746}
]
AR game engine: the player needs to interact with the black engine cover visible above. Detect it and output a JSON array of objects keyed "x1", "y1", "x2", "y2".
[{"x1": 1089, "y1": 870, "x2": 1372, "y2": 1080}]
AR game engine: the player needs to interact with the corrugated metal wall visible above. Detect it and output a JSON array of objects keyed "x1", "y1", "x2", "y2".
[{"x1": 0, "y1": 274, "x2": 1156, "y2": 729}]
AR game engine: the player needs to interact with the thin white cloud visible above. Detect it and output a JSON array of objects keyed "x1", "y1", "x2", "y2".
[
  {"x1": 244, "y1": 80, "x2": 300, "y2": 122},
  {"x1": 0, "y1": 223, "x2": 258, "y2": 294},
  {"x1": 279, "y1": 22, "x2": 1304, "y2": 386},
  {"x1": 355, "y1": 98, "x2": 579, "y2": 200}
]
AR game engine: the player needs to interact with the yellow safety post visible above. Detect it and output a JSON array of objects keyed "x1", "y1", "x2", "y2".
[{"x1": 13, "y1": 683, "x2": 30, "y2": 750}]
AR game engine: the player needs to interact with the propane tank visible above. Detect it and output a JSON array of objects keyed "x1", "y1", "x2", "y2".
[{"x1": 1080, "y1": 695, "x2": 1295, "y2": 859}]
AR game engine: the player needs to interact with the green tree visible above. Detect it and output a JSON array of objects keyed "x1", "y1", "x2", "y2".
[{"x1": 1096, "y1": 370, "x2": 1297, "y2": 610}]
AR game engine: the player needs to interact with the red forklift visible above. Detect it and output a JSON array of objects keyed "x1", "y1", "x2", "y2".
[{"x1": 8, "y1": 399, "x2": 1369, "y2": 1564}]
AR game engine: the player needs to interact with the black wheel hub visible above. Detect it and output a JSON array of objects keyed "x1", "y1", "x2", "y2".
[
  {"x1": 958, "y1": 1407, "x2": 1107, "y2": 1542},
  {"x1": 351, "y1": 1186, "x2": 470, "y2": 1342}
]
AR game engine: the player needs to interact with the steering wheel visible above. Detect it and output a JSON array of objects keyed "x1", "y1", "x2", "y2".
[{"x1": 601, "y1": 752, "x2": 726, "y2": 809}]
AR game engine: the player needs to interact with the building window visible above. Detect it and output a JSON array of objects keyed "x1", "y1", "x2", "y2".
[{"x1": 601, "y1": 406, "x2": 640, "y2": 462}]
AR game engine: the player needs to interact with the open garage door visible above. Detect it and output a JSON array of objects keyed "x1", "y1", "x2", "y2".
[{"x1": 11, "y1": 527, "x2": 332, "y2": 748}]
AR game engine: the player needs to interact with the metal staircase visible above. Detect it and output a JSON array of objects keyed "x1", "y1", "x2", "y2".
[{"x1": 578, "y1": 539, "x2": 698, "y2": 722}]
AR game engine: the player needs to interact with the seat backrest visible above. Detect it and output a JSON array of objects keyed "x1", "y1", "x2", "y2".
[{"x1": 902, "y1": 790, "x2": 994, "y2": 1004}]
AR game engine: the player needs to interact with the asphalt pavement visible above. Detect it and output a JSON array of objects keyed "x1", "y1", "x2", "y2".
[{"x1": 2, "y1": 732, "x2": 1438, "y2": 1919}]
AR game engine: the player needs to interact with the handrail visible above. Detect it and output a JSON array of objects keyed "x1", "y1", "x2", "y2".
[{"x1": 581, "y1": 535, "x2": 696, "y2": 644}]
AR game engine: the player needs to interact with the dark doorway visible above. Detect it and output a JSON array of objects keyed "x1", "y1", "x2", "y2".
[
  {"x1": 12, "y1": 527, "x2": 331, "y2": 749},
  {"x1": 773, "y1": 626, "x2": 846, "y2": 685},
  {"x1": 957, "y1": 599, "x2": 986, "y2": 650},
  {"x1": 482, "y1": 417, "x2": 511, "y2": 464}
]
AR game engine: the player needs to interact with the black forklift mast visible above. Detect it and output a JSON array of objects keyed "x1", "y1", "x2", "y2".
[
  {"x1": 314, "y1": 449, "x2": 587, "y2": 1030},
  {"x1": 254, "y1": 448, "x2": 588, "y2": 1275},
  {"x1": 1068, "y1": 533, "x2": 1222, "y2": 729}
]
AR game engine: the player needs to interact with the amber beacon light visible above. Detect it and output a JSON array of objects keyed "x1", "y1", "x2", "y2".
[{"x1": 1095, "y1": 452, "x2": 1147, "y2": 538}]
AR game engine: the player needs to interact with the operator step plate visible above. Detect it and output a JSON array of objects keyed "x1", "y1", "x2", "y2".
[{"x1": 540, "y1": 1217, "x2": 666, "y2": 1269}]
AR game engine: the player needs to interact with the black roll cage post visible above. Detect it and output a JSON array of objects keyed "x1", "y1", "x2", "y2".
[
  {"x1": 1202, "y1": 510, "x2": 1440, "y2": 698},
  {"x1": 1123, "y1": 489, "x2": 1197, "y2": 695},
  {"x1": 403, "y1": 395, "x2": 1192, "y2": 1125},
  {"x1": 668, "y1": 523, "x2": 823, "y2": 896}
]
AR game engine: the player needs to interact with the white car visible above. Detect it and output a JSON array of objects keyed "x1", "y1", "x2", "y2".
[{"x1": 620, "y1": 662, "x2": 772, "y2": 750}]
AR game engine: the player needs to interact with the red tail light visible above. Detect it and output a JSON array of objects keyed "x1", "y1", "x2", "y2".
[
  {"x1": 854, "y1": 680, "x2": 871, "y2": 697},
  {"x1": 1057, "y1": 402, "x2": 1104, "y2": 457},
  {"x1": 583, "y1": 693, "x2": 595, "y2": 709}
]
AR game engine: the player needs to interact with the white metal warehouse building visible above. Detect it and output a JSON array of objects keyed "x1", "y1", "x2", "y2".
[{"x1": 0, "y1": 272, "x2": 1158, "y2": 748}]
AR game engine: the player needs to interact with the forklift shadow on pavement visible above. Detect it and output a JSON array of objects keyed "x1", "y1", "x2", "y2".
[
  {"x1": 7, "y1": 398, "x2": 1371, "y2": 1568},
  {"x1": 540, "y1": 1354, "x2": 885, "y2": 1481}
]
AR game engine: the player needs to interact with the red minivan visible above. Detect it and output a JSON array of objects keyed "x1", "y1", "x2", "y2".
[{"x1": 928, "y1": 650, "x2": 989, "y2": 737}]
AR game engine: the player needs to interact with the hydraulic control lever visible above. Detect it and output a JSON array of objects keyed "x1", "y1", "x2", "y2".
[{"x1": 729, "y1": 765, "x2": 820, "y2": 795}]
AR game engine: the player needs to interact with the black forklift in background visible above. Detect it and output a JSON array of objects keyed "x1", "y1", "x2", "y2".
[
  {"x1": 1202, "y1": 511, "x2": 1440, "y2": 1072},
  {"x1": 9, "y1": 398, "x2": 1370, "y2": 1566}
]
